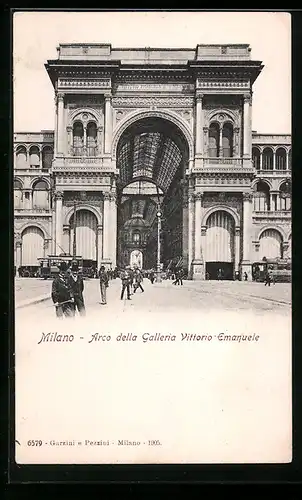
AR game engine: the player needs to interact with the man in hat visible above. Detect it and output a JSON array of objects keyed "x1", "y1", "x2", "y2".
[
  {"x1": 99, "y1": 265, "x2": 109, "y2": 305},
  {"x1": 120, "y1": 266, "x2": 131, "y2": 300},
  {"x1": 67, "y1": 259, "x2": 86, "y2": 316},
  {"x1": 51, "y1": 262, "x2": 75, "y2": 319}
]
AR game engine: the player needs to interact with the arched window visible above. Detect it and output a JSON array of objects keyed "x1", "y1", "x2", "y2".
[
  {"x1": 279, "y1": 181, "x2": 291, "y2": 211},
  {"x1": 14, "y1": 179, "x2": 22, "y2": 209},
  {"x1": 262, "y1": 147, "x2": 273, "y2": 170},
  {"x1": 73, "y1": 122, "x2": 84, "y2": 156},
  {"x1": 288, "y1": 149, "x2": 291, "y2": 170},
  {"x1": 208, "y1": 123, "x2": 220, "y2": 157},
  {"x1": 16, "y1": 146, "x2": 27, "y2": 169},
  {"x1": 87, "y1": 122, "x2": 97, "y2": 156},
  {"x1": 276, "y1": 147, "x2": 286, "y2": 170},
  {"x1": 252, "y1": 147, "x2": 261, "y2": 170},
  {"x1": 29, "y1": 146, "x2": 40, "y2": 168},
  {"x1": 133, "y1": 231, "x2": 141, "y2": 245},
  {"x1": 42, "y1": 146, "x2": 53, "y2": 170},
  {"x1": 32, "y1": 180, "x2": 49, "y2": 209},
  {"x1": 259, "y1": 229, "x2": 283, "y2": 259},
  {"x1": 222, "y1": 123, "x2": 233, "y2": 157},
  {"x1": 253, "y1": 181, "x2": 270, "y2": 211}
]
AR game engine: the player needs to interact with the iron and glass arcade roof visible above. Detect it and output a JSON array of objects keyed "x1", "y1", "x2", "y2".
[{"x1": 116, "y1": 118, "x2": 188, "y2": 194}]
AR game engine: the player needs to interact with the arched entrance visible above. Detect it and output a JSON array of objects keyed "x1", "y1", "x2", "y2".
[
  {"x1": 130, "y1": 249, "x2": 143, "y2": 269},
  {"x1": 204, "y1": 210, "x2": 235, "y2": 280},
  {"x1": 259, "y1": 229, "x2": 283, "y2": 259},
  {"x1": 116, "y1": 117, "x2": 190, "y2": 271},
  {"x1": 21, "y1": 226, "x2": 44, "y2": 267},
  {"x1": 69, "y1": 209, "x2": 98, "y2": 267}
]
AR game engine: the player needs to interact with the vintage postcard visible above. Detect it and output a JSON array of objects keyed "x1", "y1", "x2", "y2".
[{"x1": 13, "y1": 10, "x2": 292, "y2": 465}]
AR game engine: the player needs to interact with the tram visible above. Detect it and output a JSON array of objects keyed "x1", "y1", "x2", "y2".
[
  {"x1": 37, "y1": 254, "x2": 84, "y2": 279},
  {"x1": 251, "y1": 258, "x2": 291, "y2": 283}
]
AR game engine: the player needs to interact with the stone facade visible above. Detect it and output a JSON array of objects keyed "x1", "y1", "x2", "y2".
[{"x1": 14, "y1": 44, "x2": 291, "y2": 279}]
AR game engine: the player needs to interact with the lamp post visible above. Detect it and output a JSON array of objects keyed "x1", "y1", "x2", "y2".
[{"x1": 156, "y1": 205, "x2": 162, "y2": 283}]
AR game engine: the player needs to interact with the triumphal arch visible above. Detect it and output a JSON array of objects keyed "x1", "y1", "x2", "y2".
[{"x1": 45, "y1": 43, "x2": 263, "y2": 279}]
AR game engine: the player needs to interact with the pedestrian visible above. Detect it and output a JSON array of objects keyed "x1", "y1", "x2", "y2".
[
  {"x1": 120, "y1": 267, "x2": 131, "y2": 300},
  {"x1": 99, "y1": 265, "x2": 109, "y2": 305},
  {"x1": 173, "y1": 268, "x2": 183, "y2": 285},
  {"x1": 133, "y1": 268, "x2": 144, "y2": 293},
  {"x1": 67, "y1": 259, "x2": 86, "y2": 316},
  {"x1": 244, "y1": 272, "x2": 248, "y2": 281},
  {"x1": 149, "y1": 269, "x2": 155, "y2": 284},
  {"x1": 51, "y1": 262, "x2": 75, "y2": 319},
  {"x1": 264, "y1": 269, "x2": 271, "y2": 287}
]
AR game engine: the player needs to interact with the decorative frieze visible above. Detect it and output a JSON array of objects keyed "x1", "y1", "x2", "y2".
[
  {"x1": 114, "y1": 83, "x2": 195, "y2": 93},
  {"x1": 196, "y1": 79, "x2": 250, "y2": 89},
  {"x1": 58, "y1": 78, "x2": 111, "y2": 89},
  {"x1": 112, "y1": 97, "x2": 194, "y2": 108}
]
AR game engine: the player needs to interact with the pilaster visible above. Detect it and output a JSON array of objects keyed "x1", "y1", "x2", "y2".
[
  {"x1": 55, "y1": 190, "x2": 64, "y2": 255},
  {"x1": 104, "y1": 94, "x2": 113, "y2": 155},
  {"x1": 241, "y1": 191, "x2": 253, "y2": 280},
  {"x1": 243, "y1": 93, "x2": 252, "y2": 158},
  {"x1": 56, "y1": 92, "x2": 65, "y2": 156}
]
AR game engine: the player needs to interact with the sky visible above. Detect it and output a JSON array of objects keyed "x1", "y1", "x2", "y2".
[{"x1": 13, "y1": 10, "x2": 291, "y2": 134}]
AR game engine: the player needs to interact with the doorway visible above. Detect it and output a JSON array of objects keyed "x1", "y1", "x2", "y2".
[{"x1": 206, "y1": 262, "x2": 234, "y2": 280}]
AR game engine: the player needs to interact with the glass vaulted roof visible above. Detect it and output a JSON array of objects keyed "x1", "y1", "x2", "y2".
[{"x1": 116, "y1": 118, "x2": 186, "y2": 193}]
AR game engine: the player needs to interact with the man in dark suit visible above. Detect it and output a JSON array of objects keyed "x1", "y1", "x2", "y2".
[
  {"x1": 51, "y1": 262, "x2": 75, "y2": 319},
  {"x1": 99, "y1": 265, "x2": 109, "y2": 305},
  {"x1": 67, "y1": 260, "x2": 86, "y2": 316},
  {"x1": 133, "y1": 268, "x2": 144, "y2": 293},
  {"x1": 120, "y1": 267, "x2": 131, "y2": 300}
]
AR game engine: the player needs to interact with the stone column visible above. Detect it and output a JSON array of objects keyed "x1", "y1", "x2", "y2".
[
  {"x1": 102, "y1": 192, "x2": 111, "y2": 262},
  {"x1": 219, "y1": 124, "x2": 223, "y2": 157},
  {"x1": 83, "y1": 124, "x2": 87, "y2": 151},
  {"x1": 243, "y1": 94, "x2": 252, "y2": 157},
  {"x1": 97, "y1": 126, "x2": 103, "y2": 156},
  {"x1": 51, "y1": 205, "x2": 56, "y2": 254},
  {"x1": 234, "y1": 227, "x2": 241, "y2": 275},
  {"x1": 97, "y1": 224, "x2": 103, "y2": 269},
  {"x1": 110, "y1": 192, "x2": 117, "y2": 269},
  {"x1": 234, "y1": 127, "x2": 240, "y2": 156},
  {"x1": 203, "y1": 127, "x2": 208, "y2": 157},
  {"x1": 104, "y1": 94, "x2": 112, "y2": 154},
  {"x1": 286, "y1": 150, "x2": 289, "y2": 170},
  {"x1": 192, "y1": 192, "x2": 205, "y2": 280},
  {"x1": 194, "y1": 193, "x2": 202, "y2": 259},
  {"x1": 57, "y1": 93, "x2": 65, "y2": 155},
  {"x1": 260, "y1": 150, "x2": 263, "y2": 170},
  {"x1": 273, "y1": 150, "x2": 276, "y2": 170},
  {"x1": 67, "y1": 126, "x2": 73, "y2": 155},
  {"x1": 55, "y1": 191, "x2": 63, "y2": 255},
  {"x1": 16, "y1": 241, "x2": 22, "y2": 268},
  {"x1": 43, "y1": 239, "x2": 50, "y2": 258},
  {"x1": 187, "y1": 190, "x2": 195, "y2": 279},
  {"x1": 241, "y1": 192, "x2": 253, "y2": 280},
  {"x1": 195, "y1": 94, "x2": 203, "y2": 155},
  {"x1": 269, "y1": 192, "x2": 273, "y2": 211}
]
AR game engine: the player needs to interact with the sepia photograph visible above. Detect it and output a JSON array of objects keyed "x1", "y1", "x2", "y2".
[{"x1": 13, "y1": 10, "x2": 292, "y2": 465}]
